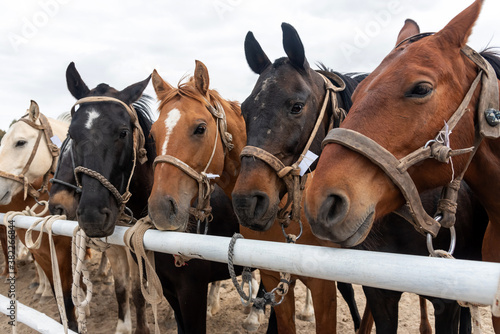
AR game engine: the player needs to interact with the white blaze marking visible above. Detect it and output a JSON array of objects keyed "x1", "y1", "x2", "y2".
[
  {"x1": 85, "y1": 110, "x2": 100, "y2": 129},
  {"x1": 161, "y1": 108, "x2": 181, "y2": 155}
]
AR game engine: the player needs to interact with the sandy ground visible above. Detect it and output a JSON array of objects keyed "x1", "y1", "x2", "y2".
[{"x1": 0, "y1": 247, "x2": 494, "y2": 334}]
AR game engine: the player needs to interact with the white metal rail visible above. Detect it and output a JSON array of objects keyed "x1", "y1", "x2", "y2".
[{"x1": 2, "y1": 213, "x2": 500, "y2": 308}]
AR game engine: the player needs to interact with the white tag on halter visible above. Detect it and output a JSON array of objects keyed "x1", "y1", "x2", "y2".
[
  {"x1": 50, "y1": 135, "x2": 63, "y2": 148},
  {"x1": 204, "y1": 173, "x2": 220, "y2": 180},
  {"x1": 298, "y1": 150, "x2": 318, "y2": 176}
]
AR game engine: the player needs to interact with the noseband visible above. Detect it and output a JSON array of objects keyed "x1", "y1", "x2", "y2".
[
  {"x1": 0, "y1": 112, "x2": 60, "y2": 200},
  {"x1": 153, "y1": 98, "x2": 233, "y2": 226},
  {"x1": 69, "y1": 96, "x2": 148, "y2": 221},
  {"x1": 322, "y1": 37, "x2": 500, "y2": 239},
  {"x1": 240, "y1": 72, "x2": 347, "y2": 228}
]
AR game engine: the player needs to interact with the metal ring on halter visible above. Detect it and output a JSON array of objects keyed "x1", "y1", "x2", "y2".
[
  {"x1": 124, "y1": 207, "x2": 135, "y2": 225},
  {"x1": 34, "y1": 192, "x2": 46, "y2": 206},
  {"x1": 240, "y1": 275, "x2": 253, "y2": 307},
  {"x1": 269, "y1": 287, "x2": 286, "y2": 306},
  {"x1": 281, "y1": 219, "x2": 303, "y2": 241},
  {"x1": 426, "y1": 215, "x2": 456, "y2": 256}
]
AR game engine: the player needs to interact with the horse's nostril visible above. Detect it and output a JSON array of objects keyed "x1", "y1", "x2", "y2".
[
  {"x1": 320, "y1": 193, "x2": 349, "y2": 227},
  {"x1": 101, "y1": 207, "x2": 112, "y2": 222},
  {"x1": 252, "y1": 193, "x2": 269, "y2": 220},
  {"x1": 51, "y1": 204, "x2": 66, "y2": 216}
]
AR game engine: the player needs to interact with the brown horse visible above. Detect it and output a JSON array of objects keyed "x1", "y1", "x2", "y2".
[
  {"x1": 305, "y1": 0, "x2": 500, "y2": 331},
  {"x1": 149, "y1": 59, "x2": 356, "y2": 333},
  {"x1": 0, "y1": 103, "x2": 78, "y2": 330}
]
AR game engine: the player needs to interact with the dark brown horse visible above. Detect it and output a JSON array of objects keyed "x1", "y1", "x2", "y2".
[
  {"x1": 230, "y1": 23, "x2": 362, "y2": 332},
  {"x1": 305, "y1": 0, "x2": 500, "y2": 331}
]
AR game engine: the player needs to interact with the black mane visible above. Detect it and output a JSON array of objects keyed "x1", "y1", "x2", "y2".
[
  {"x1": 481, "y1": 48, "x2": 500, "y2": 79},
  {"x1": 317, "y1": 63, "x2": 368, "y2": 113},
  {"x1": 132, "y1": 94, "x2": 156, "y2": 163}
]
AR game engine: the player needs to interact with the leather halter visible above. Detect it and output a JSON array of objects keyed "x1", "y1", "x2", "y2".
[
  {"x1": 322, "y1": 38, "x2": 500, "y2": 237},
  {"x1": 153, "y1": 98, "x2": 233, "y2": 224},
  {"x1": 70, "y1": 96, "x2": 148, "y2": 219},
  {"x1": 0, "y1": 112, "x2": 60, "y2": 200},
  {"x1": 240, "y1": 72, "x2": 347, "y2": 227}
]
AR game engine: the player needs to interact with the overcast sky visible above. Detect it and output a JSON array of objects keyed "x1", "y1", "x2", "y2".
[{"x1": 0, "y1": 0, "x2": 499, "y2": 130}]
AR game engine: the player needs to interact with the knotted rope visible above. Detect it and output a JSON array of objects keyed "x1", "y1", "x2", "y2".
[
  {"x1": 123, "y1": 216, "x2": 162, "y2": 334},
  {"x1": 227, "y1": 232, "x2": 297, "y2": 308}
]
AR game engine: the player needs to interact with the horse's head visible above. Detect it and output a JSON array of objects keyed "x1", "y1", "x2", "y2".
[
  {"x1": 0, "y1": 101, "x2": 68, "y2": 205},
  {"x1": 66, "y1": 62, "x2": 151, "y2": 237},
  {"x1": 232, "y1": 23, "x2": 347, "y2": 231},
  {"x1": 305, "y1": 0, "x2": 485, "y2": 246},
  {"x1": 149, "y1": 61, "x2": 244, "y2": 231}
]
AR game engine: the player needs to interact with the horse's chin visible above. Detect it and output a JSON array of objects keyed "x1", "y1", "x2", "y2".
[
  {"x1": 0, "y1": 190, "x2": 13, "y2": 206},
  {"x1": 309, "y1": 208, "x2": 375, "y2": 247},
  {"x1": 236, "y1": 211, "x2": 277, "y2": 232},
  {"x1": 149, "y1": 212, "x2": 189, "y2": 232}
]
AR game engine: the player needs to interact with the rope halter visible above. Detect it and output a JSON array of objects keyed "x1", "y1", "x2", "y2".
[
  {"x1": 0, "y1": 112, "x2": 60, "y2": 200},
  {"x1": 322, "y1": 39, "x2": 500, "y2": 241},
  {"x1": 70, "y1": 96, "x2": 148, "y2": 223},
  {"x1": 153, "y1": 98, "x2": 233, "y2": 227},
  {"x1": 240, "y1": 72, "x2": 346, "y2": 229}
]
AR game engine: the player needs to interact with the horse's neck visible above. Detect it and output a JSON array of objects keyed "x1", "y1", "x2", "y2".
[
  {"x1": 466, "y1": 138, "x2": 500, "y2": 223},
  {"x1": 128, "y1": 160, "x2": 154, "y2": 219},
  {"x1": 216, "y1": 106, "x2": 246, "y2": 199}
]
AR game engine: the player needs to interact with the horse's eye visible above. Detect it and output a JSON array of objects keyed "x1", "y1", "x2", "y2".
[
  {"x1": 119, "y1": 130, "x2": 128, "y2": 139},
  {"x1": 15, "y1": 140, "x2": 26, "y2": 147},
  {"x1": 194, "y1": 124, "x2": 206, "y2": 135},
  {"x1": 291, "y1": 103, "x2": 304, "y2": 114},
  {"x1": 406, "y1": 82, "x2": 433, "y2": 98}
]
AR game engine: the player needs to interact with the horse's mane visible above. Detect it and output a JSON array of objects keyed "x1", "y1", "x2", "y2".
[
  {"x1": 480, "y1": 48, "x2": 500, "y2": 79},
  {"x1": 159, "y1": 76, "x2": 241, "y2": 118},
  {"x1": 56, "y1": 111, "x2": 72, "y2": 124},
  {"x1": 316, "y1": 63, "x2": 368, "y2": 113},
  {"x1": 133, "y1": 94, "x2": 156, "y2": 162}
]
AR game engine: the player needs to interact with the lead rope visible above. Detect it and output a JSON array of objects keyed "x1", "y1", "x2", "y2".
[
  {"x1": 123, "y1": 216, "x2": 163, "y2": 334},
  {"x1": 71, "y1": 227, "x2": 93, "y2": 334},
  {"x1": 429, "y1": 249, "x2": 485, "y2": 333},
  {"x1": 2, "y1": 202, "x2": 69, "y2": 334},
  {"x1": 23, "y1": 205, "x2": 69, "y2": 334}
]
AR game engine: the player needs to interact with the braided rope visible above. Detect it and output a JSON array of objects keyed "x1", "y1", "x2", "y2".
[
  {"x1": 123, "y1": 217, "x2": 162, "y2": 334},
  {"x1": 228, "y1": 233, "x2": 291, "y2": 308},
  {"x1": 71, "y1": 227, "x2": 92, "y2": 334}
]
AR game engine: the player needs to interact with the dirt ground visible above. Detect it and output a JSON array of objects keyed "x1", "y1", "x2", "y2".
[{"x1": 0, "y1": 247, "x2": 494, "y2": 334}]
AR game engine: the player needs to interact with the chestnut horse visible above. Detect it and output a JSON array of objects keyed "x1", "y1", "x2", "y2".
[
  {"x1": 149, "y1": 58, "x2": 359, "y2": 333},
  {"x1": 50, "y1": 62, "x2": 154, "y2": 334},
  {"x1": 0, "y1": 102, "x2": 79, "y2": 330},
  {"x1": 230, "y1": 23, "x2": 362, "y2": 333},
  {"x1": 305, "y1": 0, "x2": 500, "y2": 331}
]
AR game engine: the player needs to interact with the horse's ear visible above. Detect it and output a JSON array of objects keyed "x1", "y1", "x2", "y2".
[
  {"x1": 395, "y1": 19, "x2": 420, "y2": 46},
  {"x1": 194, "y1": 60, "x2": 210, "y2": 98},
  {"x1": 244, "y1": 31, "x2": 271, "y2": 74},
  {"x1": 434, "y1": 0, "x2": 483, "y2": 48},
  {"x1": 152, "y1": 69, "x2": 173, "y2": 99},
  {"x1": 28, "y1": 100, "x2": 40, "y2": 122},
  {"x1": 66, "y1": 62, "x2": 90, "y2": 100},
  {"x1": 282, "y1": 22, "x2": 309, "y2": 71},
  {"x1": 119, "y1": 75, "x2": 151, "y2": 105}
]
